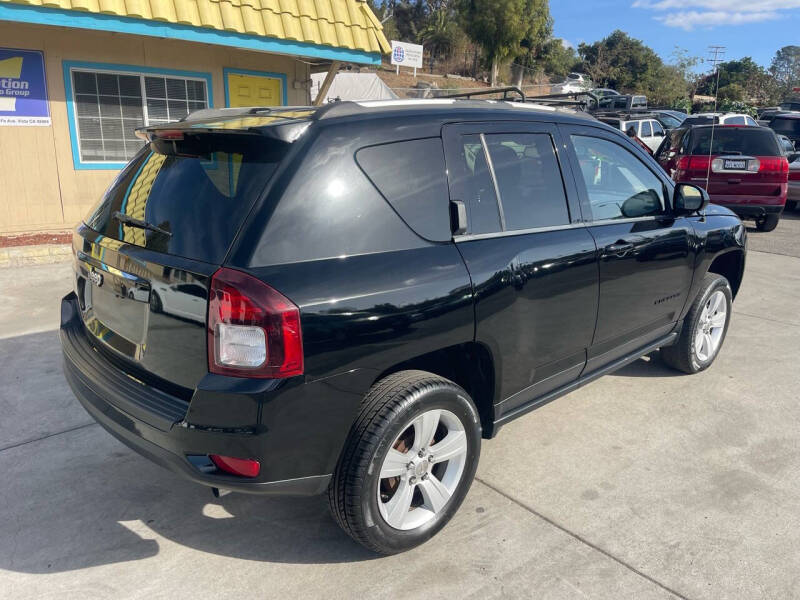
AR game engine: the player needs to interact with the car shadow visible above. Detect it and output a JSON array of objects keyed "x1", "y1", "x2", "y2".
[
  {"x1": 0, "y1": 331, "x2": 377, "y2": 574},
  {"x1": 607, "y1": 351, "x2": 683, "y2": 378},
  {"x1": 1, "y1": 437, "x2": 379, "y2": 574}
]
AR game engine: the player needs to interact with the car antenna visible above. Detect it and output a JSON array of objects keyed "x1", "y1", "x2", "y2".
[{"x1": 705, "y1": 45, "x2": 726, "y2": 190}]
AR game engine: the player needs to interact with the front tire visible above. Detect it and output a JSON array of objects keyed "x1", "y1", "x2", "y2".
[
  {"x1": 661, "y1": 273, "x2": 732, "y2": 374},
  {"x1": 755, "y1": 213, "x2": 780, "y2": 232},
  {"x1": 329, "y1": 370, "x2": 481, "y2": 554}
]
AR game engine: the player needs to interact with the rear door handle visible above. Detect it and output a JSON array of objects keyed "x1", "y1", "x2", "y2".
[{"x1": 603, "y1": 241, "x2": 634, "y2": 257}]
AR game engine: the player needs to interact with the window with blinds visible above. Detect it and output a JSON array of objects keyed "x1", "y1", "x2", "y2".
[{"x1": 70, "y1": 69, "x2": 209, "y2": 164}]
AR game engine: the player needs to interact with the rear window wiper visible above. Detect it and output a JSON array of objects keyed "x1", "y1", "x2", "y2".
[{"x1": 113, "y1": 211, "x2": 172, "y2": 238}]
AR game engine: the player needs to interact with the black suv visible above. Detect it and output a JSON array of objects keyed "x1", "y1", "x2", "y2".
[{"x1": 61, "y1": 100, "x2": 746, "y2": 554}]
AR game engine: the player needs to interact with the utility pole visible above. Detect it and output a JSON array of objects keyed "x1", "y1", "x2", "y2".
[
  {"x1": 705, "y1": 45, "x2": 726, "y2": 188},
  {"x1": 707, "y1": 45, "x2": 726, "y2": 113}
]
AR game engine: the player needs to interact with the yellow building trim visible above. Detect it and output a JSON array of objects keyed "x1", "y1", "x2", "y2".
[{"x1": 0, "y1": 0, "x2": 390, "y2": 54}]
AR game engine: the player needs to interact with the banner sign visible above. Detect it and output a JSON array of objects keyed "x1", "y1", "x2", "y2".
[
  {"x1": 0, "y1": 48, "x2": 50, "y2": 126},
  {"x1": 390, "y1": 41, "x2": 423, "y2": 69}
]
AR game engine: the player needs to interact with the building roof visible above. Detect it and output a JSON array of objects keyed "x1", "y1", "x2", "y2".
[{"x1": 0, "y1": 0, "x2": 389, "y2": 62}]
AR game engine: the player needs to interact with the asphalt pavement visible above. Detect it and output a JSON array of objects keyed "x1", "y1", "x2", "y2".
[{"x1": 1, "y1": 214, "x2": 799, "y2": 599}]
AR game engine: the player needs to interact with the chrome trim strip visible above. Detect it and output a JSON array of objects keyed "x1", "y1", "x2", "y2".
[{"x1": 454, "y1": 222, "x2": 586, "y2": 242}]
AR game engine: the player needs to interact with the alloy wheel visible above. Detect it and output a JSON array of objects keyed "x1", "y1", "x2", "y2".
[
  {"x1": 694, "y1": 290, "x2": 727, "y2": 362},
  {"x1": 377, "y1": 408, "x2": 468, "y2": 531}
]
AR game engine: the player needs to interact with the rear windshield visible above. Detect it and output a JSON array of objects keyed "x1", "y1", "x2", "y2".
[
  {"x1": 689, "y1": 128, "x2": 779, "y2": 156},
  {"x1": 84, "y1": 134, "x2": 286, "y2": 263},
  {"x1": 770, "y1": 118, "x2": 800, "y2": 135}
]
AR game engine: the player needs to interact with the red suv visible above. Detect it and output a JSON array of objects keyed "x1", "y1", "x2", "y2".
[{"x1": 656, "y1": 125, "x2": 794, "y2": 231}]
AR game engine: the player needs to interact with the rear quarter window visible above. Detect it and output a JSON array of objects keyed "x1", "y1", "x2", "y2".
[{"x1": 356, "y1": 138, "x2": 451, "y2": 242}]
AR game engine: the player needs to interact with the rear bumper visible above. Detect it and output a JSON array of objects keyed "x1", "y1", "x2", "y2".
[
  {"x1": 61, "y1": 293, "x2": 364, "y2": 495},
  {"x1": 712, "y1": 203, "x2": 784, "y2": 218}
]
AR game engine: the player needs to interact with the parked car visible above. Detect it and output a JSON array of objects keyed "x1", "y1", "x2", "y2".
[
  {"x1": 780, "y1": 100, "x2": 800, "y2": 112},
  {"x1": 61, "y1": 100, "x2": 746, "y2": 555},
  {"x1": 767, "y1": 113, "x2": 800, "y2": 148},
  {"x1": 597, "y1": 94, "x2": 647, "y2": 111},
  {"x1": 551, "y1": 72, "x2": 592, "y2": 94},
  {"x1": 651, "y1": 109, "x2": 686, "y2": 130},
  {"x1": 778, "y1": 134, "x2": 795, "y2": 155},
  {"x1": 656, "y1": 124, "x2": 793, "y2": 231},
  {"x1": 788, "y1": 155, "x2": 800, "y2": 211},
  {"x1": 682, "y1": 113, "x2": 759, "y2": 127},
  {"x1": 597, "y1": 115, "x2": 666, "y2": 152},
  {"x1": 590, "y1": 88, "x2": 620, "y2": 98}
]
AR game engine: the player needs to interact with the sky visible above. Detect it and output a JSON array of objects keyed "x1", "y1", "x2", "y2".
[{"x1": 550, "y1": 1, "x2": 800, "y2": 70}]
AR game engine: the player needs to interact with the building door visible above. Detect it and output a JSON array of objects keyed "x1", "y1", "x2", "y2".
[{"x1": 225, "y1": 71, "x2": 283, "y2": 107}]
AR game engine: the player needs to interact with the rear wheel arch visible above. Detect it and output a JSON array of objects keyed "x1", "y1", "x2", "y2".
[
  {"x1": 373, "y1": 342, "x2": 497, "y2": 438},
  {"x1": 706, "y1": 249, "x2": 745, "y2": 298}
]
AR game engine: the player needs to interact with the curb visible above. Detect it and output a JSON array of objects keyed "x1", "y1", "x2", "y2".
[{"x1": 0, "y1": 244, "x2": 72, "y2": 268}]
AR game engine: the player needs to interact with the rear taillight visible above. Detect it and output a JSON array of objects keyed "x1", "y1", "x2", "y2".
[
  {"x1": 790, "y1": 169, "x2": 800, "y2": 182},
  {"x1": 207, "y1": 267, "x2": 303, "y2": 379},
  {"x1": 758, "y1": 157, "x2": 789, "y2": 174},
  {"x1": 677, "y1": 156, "x2": 711, "y2": 172}
]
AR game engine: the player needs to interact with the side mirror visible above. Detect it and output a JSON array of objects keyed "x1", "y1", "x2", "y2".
[
  {"x1": 674, "y1": 183, "x2": 709, "y2": 214},
  {"x1": 788, "y1": 152, "x2": 800, "y2": 164},
  {"x1": 450, "y1": 200, "x2": 467, "y2": 235}
]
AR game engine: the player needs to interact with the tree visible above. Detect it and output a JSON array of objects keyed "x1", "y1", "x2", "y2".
[
  {"x1": 577, "y1": 30, "x2": 687, "y2": 105},
  {"x1": 697, "y1": 57, "x2": 782, "y2": 106},
  {"x1": 670, "y1": 47, "x2": 703, "y2": 100},
  {"x1": 418, "y1": 8, "x2": 462, "y2": 66},
  {"x1": 459, "y1": 0, "x2": 551, "y2": 86},
  {"x1": 770, "y1": 45, "x2": 800, "y2": 99},
  {"x1": 539, "y1": 38, "x2": 579, "y2": 80}
]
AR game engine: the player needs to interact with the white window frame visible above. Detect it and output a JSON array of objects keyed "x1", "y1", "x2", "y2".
[{"x1": 64, "y1": 62, "x2": 212, "y2": 169}]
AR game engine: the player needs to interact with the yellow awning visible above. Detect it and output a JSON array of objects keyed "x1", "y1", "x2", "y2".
[{"x1": 0, "y1": 0, "x2": 390, "y2": 57}]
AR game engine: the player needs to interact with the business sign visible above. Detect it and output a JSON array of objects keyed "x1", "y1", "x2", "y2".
[
  {"x1": 0, "y1": 48, "x2": 50, "y2": 126},
  {"x1": 390, "y1": 41, "x2": 423, "y2": 69}
]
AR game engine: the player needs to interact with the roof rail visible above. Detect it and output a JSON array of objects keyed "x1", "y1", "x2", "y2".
[
  {"x1": 441, "y1": 86, "x2": 526, "y2": 102},
  {"x1": 523, "y1": 90, "x2": 599, "y2": 110},
  {"x1": 181, "y1": 106, "x2": 318, "y2": 122},
  {"x1": 593, "y1": 109, "x2": 658, "y2": 119}
]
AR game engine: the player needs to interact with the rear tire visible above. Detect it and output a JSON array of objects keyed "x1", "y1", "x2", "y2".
[
  {"x1": 150, "y1": 292, "x2": 163, "y2": 313},
  {"x1": 755, "y1": 213, "x2": 780, "y2": 232},
  {"x1": 328, "y1": 370, "x2": 481, "y2": 554},
  {"x1": 661, "y1": 273, "x2": 732, "y2": 374}
]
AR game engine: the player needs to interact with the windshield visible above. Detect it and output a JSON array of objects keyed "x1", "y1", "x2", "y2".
[
  {"x1": 84, "y1": 134, "x2": 287, "y2": 263},
  {"x1": 689, "y1": 128, "x2": 779, "y2": 156},
  {"x1": 771, "y1": 118, "x2": 800, "y2": 134}
]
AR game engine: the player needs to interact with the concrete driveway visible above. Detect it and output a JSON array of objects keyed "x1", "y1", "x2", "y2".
[{"x1": 1, "y1": 215, "x2": 799, "y2": 599}]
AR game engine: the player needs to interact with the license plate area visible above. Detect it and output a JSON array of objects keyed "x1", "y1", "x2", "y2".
[
  {"x1": 75, "y1": 254, "x2": 151, "y2": 356},
  {"x1": 723, "y1": 159, "x2": 747, "y2": 170}
]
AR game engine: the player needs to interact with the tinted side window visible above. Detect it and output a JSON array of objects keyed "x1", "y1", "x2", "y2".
[
  {"x1": 571, "y1": 135, "x2": 666, "y2": 221},
  {"x1": 484, "y1": 133, "x2": 570, "y2": 230},
  {"x1": 449, "y1": 134, "x2": 502, "y2": 234},
  {"x1": 640, "y1": 121, "x2": 652, "y2": 137},
  {"x1": 726, "y1": 116, "x2": 746, "y2": 125},
  {"x1": 357, "y1": 138, "x2": 450, "y2": 242}
]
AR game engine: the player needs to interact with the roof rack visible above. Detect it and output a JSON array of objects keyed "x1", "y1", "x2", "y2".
[
  {"x1": 593, "y1": 109, "x2": 658, "y2": 119},
  {"x1": 441, "y1": 86, "x2": 526, "y2": 102}
]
